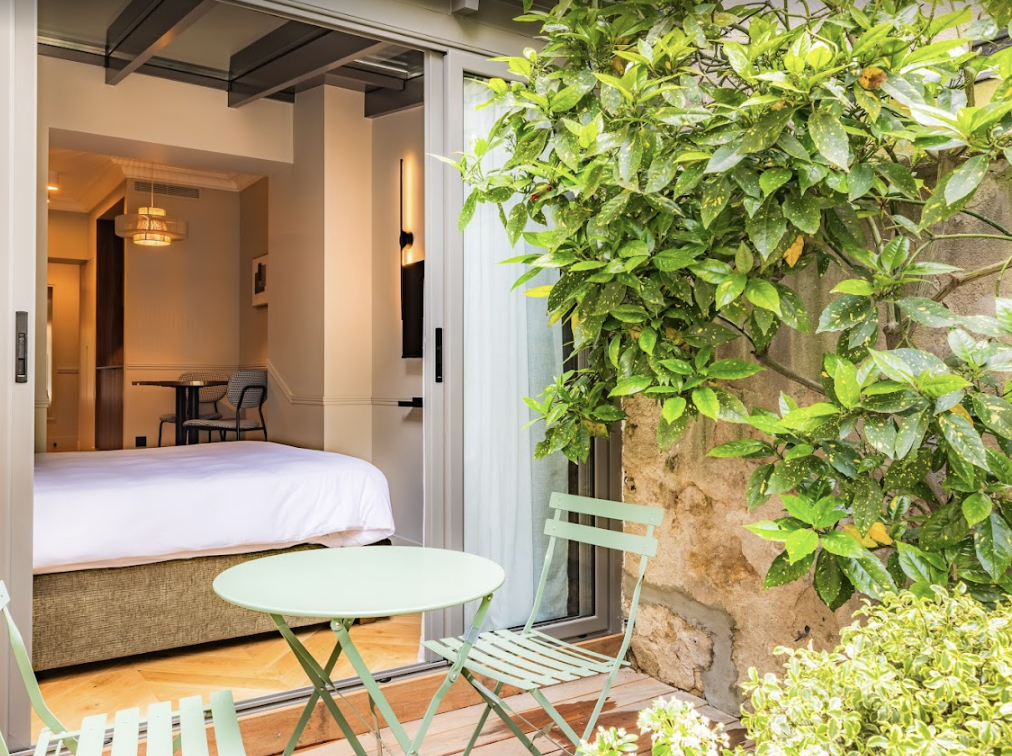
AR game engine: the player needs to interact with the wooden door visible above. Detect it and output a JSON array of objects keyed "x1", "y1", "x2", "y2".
[{"x1": 95, "y1": 206, "x2": 124, "y2": 450}]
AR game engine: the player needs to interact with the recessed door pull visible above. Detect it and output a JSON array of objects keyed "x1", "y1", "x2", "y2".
[{"x1": 15, "y1": 311, "x2": 27, "y2": 383}]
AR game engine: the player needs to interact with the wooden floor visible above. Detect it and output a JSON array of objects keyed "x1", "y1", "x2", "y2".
[
  {"x1": 298, "y1": 669, "x2": 747, "y2": 756},
  {"x1": 34, "y1": 614, "x2": 422, "y2": 739}
]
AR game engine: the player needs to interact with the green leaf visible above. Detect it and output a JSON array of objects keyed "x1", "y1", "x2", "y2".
[
  {"x1": 704, "y1": 145, "x2": 744, "y2": 174},
  {"x1": 766, "y1": 457, "x2": 815, "y2": 496},
  {"x1": 747, "y1": 464, "x2": 774, "y2": 510},
  {"x1": 746, "y1": 201, "x2": 787, "y2": 259},
  {"x1": 832, "y1": 357, "x2": 860, "y2": 409},
  {"x1": 740, "y1": 109, "x2": 792, "y2": 154},
  {"x1": 645, "y1": 155, "x2": 678, "y2": 193},
  {"x1": 818, "y1": 295, "x2": 872, "y2": 333},
  {"x1": 896, "y1": 297, "x2": 960, "y2": 328},
  {"x1": 821, "y1": 530, "x2": 863, "y2": 558},
  {"x1": 945, "y1": 155, "x2": 989, "y2": 205},
  {"x1": 846, "y1": 476, "x2": 883, "y2": 536},
  {"x1": 877, "y1": 162, "x2": 918, "y2": 198},
  {"x1": 972, "y1": 393, "x2": 1012, "y2": 439},
  {"x1": 939, "y1": 412, "x2": 990, "y2": 471},
  {"x1": 700, "y1": 179, "x2": 731, "y2": 229},
  {"x1": 896, "y1": 542, "x2": 946, "y2": 586},
  {"x1": 976, "y1": 512, "x2": 1012, "y2": 581},
  {"x1": 745, "y1": 520, "x2": 789, "y2": 541},
  {"x1": 848, "y1": 163, "x2": 874, "y2": 200},
  {"x1": 609, "y1": 375, "x2": 653, "y2": 397},
  {"x1": 921, "y1": 172, "x2": 975, "y2": 229},
  {"x1": 782, "y1": 191, "x2": 820, "y2": 235},
  {"x1": 682, "y1": 323, "x2": 739, "y2": 347},
  {"x1": 785, "y1": 528, "x2": 820, "y2": 564},
  {"x1": 656, "y1": 412, "x2": 690, "y2": 450},
  {"x1": 778, "y1": 287, "x2": 810, "y2": 334},
  {"x1": 638, "y1": 326, "x2": 657, "y2": 355},
  {"x1": 715, "y1": 273, "x2": 747, "y2": 310},
  {"x1": 814, "y1": 550, "x2": 844, "y2": 607},
  {"x1": 459, "y1": 188, "x2": 480, "y2": 231},
  {"x1": 763, "y1": 550, "x2": 816, "y2": 589},
  {"x1": 662, "y1": 396, "x2": 686, "y2": 424},
  {"x1": 962, "y1": 492, "x2": 993, "y2": 527},
  {"x1": 692, "y1": 387, "x2": 720, "y2": 420},
  {"x1": 863, "y1": 416, "x2": 896, "y2": 456},
  {"x1": 707, "y1": 359, "x2": 764, "y2": 380},
  {"x1": 808, "y1": 109, "x2": 850, "y2": 168},
  {"x1": 759, "y1": 168, "x2": 792, "y2": 196},
  {"x1": 838, "y1": 551, "x2": 897, "y2": 600},
  {"x1": 918, "y1": 373, "x2": 969, "y2": 399},
  {"x1": 744, "y1": 280, "x2": 782, "y2": 316}
]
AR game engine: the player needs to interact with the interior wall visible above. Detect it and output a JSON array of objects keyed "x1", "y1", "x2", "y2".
[
  {"x1": 47, "y1": 210, "x2": 88, "y2": 261},
  {"x1": 240, "y1": 178, "x2": 269, "y2": 369},
  {"x1": 123, "y1": 185, "x2": 241, "y2": 448},
  {"x1": 45, "y1": 262, "x2": 80, "y2": 451},
  {"x1": 267, "y1": 86, "x2": 374, "y2": 459},
  {"x1": 36, "y1": 56, "x2": 292, "y2": 450},
  {"x1": 371, "y1": 106, "x2": 424, "y2": 546}
]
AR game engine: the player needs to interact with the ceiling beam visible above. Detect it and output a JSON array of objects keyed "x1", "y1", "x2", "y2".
[
  {"x1": 325, "y1": 67, "x2": 406, "y2": 92},
  {"x1": 228, "y1": 27, "x2": 387, "y2": 108},
  {"x1": 365, "y1": 76, "x2": 424, "y2": 118},
  {"x1": 105, "y1": 0, "x2": 216, "y2": 85}
]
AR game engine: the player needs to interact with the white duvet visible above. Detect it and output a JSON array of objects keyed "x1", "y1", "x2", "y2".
[{"x1": 34, "y1": 441, "x2": 395, "y2": 574}]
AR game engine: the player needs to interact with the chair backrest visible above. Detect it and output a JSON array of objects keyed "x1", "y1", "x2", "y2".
[
  {"x1": 179, "y1": 371, "x2": 229, "y2": 404},
  {"x1": 0, "y1": 581, "x2": 73, "y2": 749},
  {"x1": 226, "y1": 370, "x2": 267, "y2": 409},
  {"x1": 525, "y1": 493, "x2": 663, "y2": 642}
]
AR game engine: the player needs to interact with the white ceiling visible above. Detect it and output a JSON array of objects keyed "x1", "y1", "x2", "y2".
[{"x1": 48, "y1": 148, "x2": 266, "y2": 214}]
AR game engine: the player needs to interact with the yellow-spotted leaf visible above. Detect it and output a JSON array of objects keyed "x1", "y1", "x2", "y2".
[
  {"x1": 867, "y1": 521, "x2": 894, "y2": 546},
  {"x1": 843, "y1": 524, "x2": 878, "y2": 548}
]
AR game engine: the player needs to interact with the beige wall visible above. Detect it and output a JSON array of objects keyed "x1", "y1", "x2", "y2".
[
  {"x1": 267, "y1": 86, "x2": 374, "y2": 459},
  {"x1": 45, "y1": 262, "x2": 81, "y2": 451},
  {"x1": 47, "y1": 210, "x2": 88, "y2": 262},
  {"x1": 372, "y1": 107, "x2": 424, "y2": 546},
  {"x1": 124, "y1": 185, "x2": 241, "y2": 448},
  {"x1": 240, "y1": 179, "x2": 269, "y2": 368}
]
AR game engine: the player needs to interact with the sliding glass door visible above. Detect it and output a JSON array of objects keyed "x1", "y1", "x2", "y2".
[{"x1": 430, "y1": 51, "x2": 619, "y2": 643}]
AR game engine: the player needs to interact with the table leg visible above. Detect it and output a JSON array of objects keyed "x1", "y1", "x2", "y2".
[
  {"x1": 174, "y1": 387, "x2": 187, "y2": 446},
  {"x1": 270, "y1": 616, "x2": 369, "y2": 756},
  {"x1": 187, "y1": 386, "x2": 200, "y2": 444}
]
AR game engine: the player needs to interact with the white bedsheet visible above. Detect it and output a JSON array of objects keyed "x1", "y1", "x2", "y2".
[{"x1": 34, "y1": 441, "x2": 395, "y2": 574}]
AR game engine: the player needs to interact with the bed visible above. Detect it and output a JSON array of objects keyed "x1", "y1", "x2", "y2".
[{"x1": 32, "y1": 441, "x2": 395, "y2": 670}]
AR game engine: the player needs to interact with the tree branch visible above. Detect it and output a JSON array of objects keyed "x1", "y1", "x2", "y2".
[
  {"x1": 932, "y1": 254, "x2": 1012, "y2": 302},
  {"x1": 756, "y1": 353, "x2": 825, "y2": 395}
]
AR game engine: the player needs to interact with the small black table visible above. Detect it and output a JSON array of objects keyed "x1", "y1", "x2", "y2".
[{"x1": 132, "y1": 379, "x2": 229, "y2": 446}]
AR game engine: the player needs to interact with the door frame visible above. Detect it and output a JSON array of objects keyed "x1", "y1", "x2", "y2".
[{"x1": 0, "y1": 0, "x2": 38, "y2": 748}]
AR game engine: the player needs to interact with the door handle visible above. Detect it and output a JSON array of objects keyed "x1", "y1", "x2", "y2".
[{"x1": 15, "y1": 311, "x2": 27, "y2": 383}]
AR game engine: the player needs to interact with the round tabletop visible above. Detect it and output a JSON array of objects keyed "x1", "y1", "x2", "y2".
[
  {"x1": 213, "y1": 547, "x2": 506, "y2": 619},
  {"x1": 132, "y1": 379, "x2": 229, "y2": 387}
]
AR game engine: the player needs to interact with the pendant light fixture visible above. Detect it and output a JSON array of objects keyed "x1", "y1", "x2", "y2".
[{"x1": 115, "y1": 177, "x2": 187, "y2": 247}]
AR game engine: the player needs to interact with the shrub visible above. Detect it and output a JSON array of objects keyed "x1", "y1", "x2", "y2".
[
  {"x1": 741, "y1": 587, "x2": 1012, "y2": 755},
  {"x1": 454, "y1": 0, "x2": 1012, "y2": 607},
  {"x1": 577, "y1": 697, "x2": 729, "y2": 756}
]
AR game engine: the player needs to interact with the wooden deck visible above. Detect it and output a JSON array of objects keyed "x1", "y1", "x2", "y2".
[{"x1": 298, "y1": 669, "x2": 746, "y2": 756}]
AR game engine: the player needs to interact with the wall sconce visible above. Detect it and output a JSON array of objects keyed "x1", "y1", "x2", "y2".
[{"x1": 400, "y1": 158, "x2": 424, "y2": 359}]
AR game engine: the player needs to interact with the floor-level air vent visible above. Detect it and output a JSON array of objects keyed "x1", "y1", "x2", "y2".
[{"x1": 132, "y1": 180, "x2": 201, "y2": 200}]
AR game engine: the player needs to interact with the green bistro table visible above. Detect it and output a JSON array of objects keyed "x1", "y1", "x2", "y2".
[{"x1": 213, "y1": 547, "x2": 505, "y2": 756}]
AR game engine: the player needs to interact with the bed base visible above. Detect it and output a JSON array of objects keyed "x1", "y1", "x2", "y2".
[{"x1": 32, "y1": 545, "x2": 332, "y2": 671}]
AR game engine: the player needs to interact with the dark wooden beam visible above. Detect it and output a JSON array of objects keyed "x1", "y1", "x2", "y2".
[
  {"x1": 228, "y1": 21, "x2": 327, "y2": 80},
  {"x1": 229, "y1": 27, "x2": 387, "y2": 108},
  {"x1": 325, "y1": 67, "x2": 406, "y2": 92},
  {"x1": 105, "y1": 0, "x2": 216, "y2": 85},
  {"x1": 365, "y1": 76, "x2": 424, "y2": 118}
]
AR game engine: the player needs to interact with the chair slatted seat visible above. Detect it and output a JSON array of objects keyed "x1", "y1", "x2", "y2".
[
  {"x1": 0, "y1": 582, "x2": 247, "y2": 756},
  {"x1": 422, "y1": 492, "x2": 663, "y2": 755}
]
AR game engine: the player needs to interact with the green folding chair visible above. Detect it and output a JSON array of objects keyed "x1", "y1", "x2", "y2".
[
  {"x1": 423, "y1": 492, "x2": 663, "y2": 755},
  {"x1": 0, "y1": 581, "x2": 247, "y2": 756}
]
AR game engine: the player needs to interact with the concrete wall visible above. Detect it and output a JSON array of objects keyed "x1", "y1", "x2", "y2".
[
  {"x1": 372, "y1": 107, "x2": 425, "y2": 546},
  {"x1": 622, "y1": 167, "x2": 1012, "y2": 713}
]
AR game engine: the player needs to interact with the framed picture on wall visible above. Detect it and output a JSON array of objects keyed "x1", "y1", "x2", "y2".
[{"x1": 252, "y1": 254, "x2": 268, "y2": 307}]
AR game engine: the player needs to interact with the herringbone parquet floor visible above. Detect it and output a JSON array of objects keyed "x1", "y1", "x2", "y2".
[{"x1": 33, "y1": 614, "x2": 422, "y2": 738}]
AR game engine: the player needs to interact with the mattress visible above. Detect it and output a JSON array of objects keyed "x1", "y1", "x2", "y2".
[{"x1": 34, "y1": 441, "x2": 395, "y2": 574}]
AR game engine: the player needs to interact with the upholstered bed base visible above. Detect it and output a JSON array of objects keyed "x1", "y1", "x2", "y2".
[{"x1": 32, "y1": 544, "x2": 329, "y2": 671}]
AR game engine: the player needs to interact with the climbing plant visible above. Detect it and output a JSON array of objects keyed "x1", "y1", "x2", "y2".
[{"x1": 447, "y1": 0, "x2": 1012, "y2": 607}]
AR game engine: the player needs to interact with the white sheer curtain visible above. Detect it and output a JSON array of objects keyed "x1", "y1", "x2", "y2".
[{"x1": 463, "y1": 77, "x2": 569, "y2": 630}]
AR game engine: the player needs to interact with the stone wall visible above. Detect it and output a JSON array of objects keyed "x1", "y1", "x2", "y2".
[{"x1": 621, "y1": 166, "x2": 1012, "y2": 714}]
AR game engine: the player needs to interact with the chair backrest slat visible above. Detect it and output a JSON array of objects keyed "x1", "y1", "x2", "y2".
[
  {"x1": 550, "y1": 492, "x2": 664, "y2": 526},
  {"x1": 543, "y1": 518, "x2": 657, "y2": 557}
]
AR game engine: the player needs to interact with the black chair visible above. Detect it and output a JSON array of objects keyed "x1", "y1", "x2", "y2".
[
  {"x1": 183, "y1": 369, "x2": 267, "y2": 441},
  {"x1": 158, "y1": 371, "x2": 228, "y2": 446}
]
